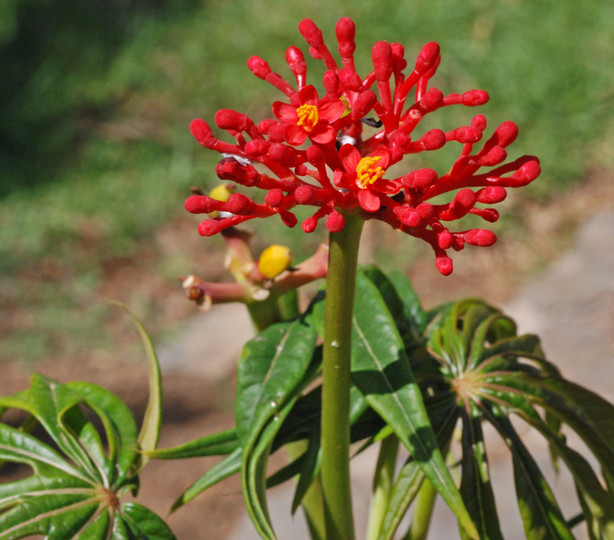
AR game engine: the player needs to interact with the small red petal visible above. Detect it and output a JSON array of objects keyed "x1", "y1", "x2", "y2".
[
  {"x1": 273, "y1": 102, "x2": 299, "y2": 123},
  {"x1": 357, "y1": 189, "x2": 381, "y2": 213},
  {"x1": 299, "y1": 85, "x2": 319, "y2": 106}
]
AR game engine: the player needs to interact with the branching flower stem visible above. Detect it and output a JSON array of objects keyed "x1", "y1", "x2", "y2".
[{"x1": 320, "y1": 213, "x2": 364, "y2": 540}]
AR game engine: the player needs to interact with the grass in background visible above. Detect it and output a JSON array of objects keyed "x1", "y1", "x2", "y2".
[{"x1": 1, "y1": 0, "x2": 613, "y2": 363}]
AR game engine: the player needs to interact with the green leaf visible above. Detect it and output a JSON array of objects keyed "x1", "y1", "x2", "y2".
[
  {"x1": 0, "y1": 376, "x2": 174, "y2": 539},
  {"x1": 171, "y1": 447, "x2": 242, "y2": 511},
  {"x1": 116, "y1": 502, "x2": 176, "y2": 539},
  {"x1": 459, "y1": 410, "x2": 503, "y2": 540},
  {"x1": 112, "y1": 302, "x2": 163, "y2": 474},
  {"x1": 491, "y1": 415, "x2": 574, "y2": 540},
  {"x1": 235, "y1": 315, "x2": 318, "y2": 539},
  {"x1": 377, "y1": 395, "x2": 458, "y2": 540},
  {"x1": 387, "y1": 269, "x2": 428, "y2": 334},
  {"x1": 351, "y1": 273, "x2": 478, "y2": 540},
  {"x1": 146, "y1": 429, "x2": 238, "y2": 459}
]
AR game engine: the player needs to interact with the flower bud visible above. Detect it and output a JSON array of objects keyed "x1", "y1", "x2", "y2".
[
  {"x1": 476, "y1": 186, "x2": 507, "y2": 204},
  {"x1": 336, "y1": 17, "x2": 356, "y2": 58},
  {"x1": 372, "y1": 41, "x2": 393, "y2": 81},
  {"x1": 462, "y1": 89, "x2": 489, "y2": 106},
  {"x1": 435, "y1": 255, "x2": 453, "y2": 276},
  {"x1": 285, "y1": 46, "x2": 306, "y2": 77},
  {"x1": 225, "y1": 193, "x2": 254, "y2": 215},
  {"x1": 353, "y1": 90, "x2": 377, "y2": 117},
  {"x1": 302, "y1": 216, "x2": 317, "y2": 233},
  {"x1": 294, "y1": 184, "x2": 317, "y2": 203},
  {"x1": 417, "y1": 129, "x2": 446, "y2": 150},
  {"x1": 190, "y1": 119, "x2": 215, "y2": 148},
  {"x1": 402, "y1": 168, "x2": 438, "y2": 190},
  {"x1": 215, "y1": 109, "x2": 250, "y2": 131},
  {"x1": 247, "y1": 56, "x2": 271, "y2": 79},
  {"x1": 415, "y1": 42, "x2": 440, "y2": 74},
  {"x1": 418, "y1": 88, "x2": 443, "y2": 111},
  {"x1": 265, "y1": 188, "x2": 285, "y2": 207},
  {"x1": 464, "y1": 229, "x2": 497, "y2": 247},
  {"x1": 478, "y1": 146, "x2": 507, "y2": 166},
  {"x1": 323, "y1": 70, "x2": 340, "y2": 94},
  {"x1": 339, "y1": 67, "x2": 364, "y2": 92},
  {"x1": 185, "y1": 195, "x2": 218, "y2": 214},
  {"x1": 494, "y1": 121, "x2": 519, "y2": 147},
  {"x1": 298, "y1": 19, "x2": 323, "y2": 48},
  {"x1": 244, "y1": 139, "x2": 270, "y2": 157}
]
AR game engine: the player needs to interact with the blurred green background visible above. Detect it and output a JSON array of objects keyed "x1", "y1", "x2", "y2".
[{"x1": 1, "y1": 0, "x2": 613, "y2": 363}]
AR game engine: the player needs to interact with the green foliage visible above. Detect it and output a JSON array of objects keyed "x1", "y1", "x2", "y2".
[
  {"x1": 3, "y1": 267, "x2": 614, "y2": 537},
  {"x1": 0, "y1": 304, "x2": 171, "y2": 539},
  {"x1": 144, "y1": 267, "x2": 614, "y2": 539}
]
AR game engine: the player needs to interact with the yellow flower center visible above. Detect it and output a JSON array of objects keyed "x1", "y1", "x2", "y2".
[
  {"x1": 296, "y1": 104, "x2": 319, "y2": 132},
  {"x1": 356, "y1": 156, "x2": 385, "y2": 189}
]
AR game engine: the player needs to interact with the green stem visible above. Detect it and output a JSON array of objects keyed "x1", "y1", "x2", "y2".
[
  {"x1": 366, "y1": 434, "x2": 399, "y2": 540},
  {"x1": 321, "y1": 214, "x2": 364, "y2": 540},
  {"x1": 404, "y1": 477, "x2": 437, "y2": 540},
  {"x1": 246, "y1": 292, "x2": 283, "y2": 332}
]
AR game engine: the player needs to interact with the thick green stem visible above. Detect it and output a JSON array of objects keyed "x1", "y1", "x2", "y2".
[
  {"x1": 366, "y1": 434, "x2": 399, "y2": 540},
  {"x1": 321, "y1": 214, "x2": 364, "y2": 540}
]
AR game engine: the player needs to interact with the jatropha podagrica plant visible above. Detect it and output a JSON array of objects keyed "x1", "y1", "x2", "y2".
[
  {"x1": 4, "y1": 15, "x2": 614, "y2": 540},
  {"x1": 185, "y1": 16, "x2": 540, "y2": 275}
]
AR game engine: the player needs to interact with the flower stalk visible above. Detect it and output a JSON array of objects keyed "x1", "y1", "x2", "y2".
[{"x1": 320, "y1": 213, "x2": 364, "y2": 540}]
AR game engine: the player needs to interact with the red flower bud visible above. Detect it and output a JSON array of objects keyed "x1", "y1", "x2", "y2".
[
  {"x1": 339, "y1": 67, "x2": 364, "y2": 91},
  {"x1": 265, "y1": 188, "x2": 285, "y2": 207},
  {"x1": 323, "y1": 70, "x2": 340, "y2": 94},
  {"x1": 244, "y1": 139, "x2": 270, "y2": 156},
  {"x1": 302, "y1": 216, "x2": 317, "y2": 233},
  {"x1": 418, "y1": 88, "x2": 443, "y2": 111},
  {"x1": 185, "y1": 195, "x2": 217, "y2": 214},
  {"x1": 464, "y1": 229, "x2": 497, "y2": 247},
  {"x1": 415, "y1": 42, "x2": 440, "y2": 74},
  {"x1": 285, "y1": 46, "x2": 306, "y2": 77},
  {"x1": 436, "y1": 255, "x2": 453, "y2": 276},
  {"x1": 247, "y1": 56, "x2": 271, "y2": 79},
  {"x1": 215, "y1": 109, "x2": 249, "y2": 131},
  {"x1": 294, "y1": 184, "x2": 317, "y2": 203},
  {"x1": 417, "y1": 129, "x2": 446, "y2": 150},
  {"x1": 190, "y1": 119, "x2": 215, "y2": 147},
  {"x1": 298, "y1": 19, "x2": 323, "y2": 48},
  {"x1": 494, "y1": 121, "x2": 519, "y2": 147},
  {"x1": 354, "y1": 90, "x2": 377, "y2": 117},
  {"x1": 402, "y1": 168, "x2": 438, "y2": 190},
  {"x1": 372, "y1": 41, "x2": 393, "y2": 81},
  {"x1": 462, "y1": 89, "x2": 489, "y2": 106},
  {"x1": 226, "y1": 193, "x2": 254, "y2": 215},
  {"x1": 478, "y1": 146, "x2": 507, "y2": 166},
  {"x1": 476, "y1": 186, "x2": 507, "y2": 204},
  {"x1": 335, "y1": 17, "x2": 356, "y2": 58}
]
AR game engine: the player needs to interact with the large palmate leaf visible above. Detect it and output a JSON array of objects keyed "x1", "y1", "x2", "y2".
[
  {"x1": 0, "y1": 309, "x2": 172, "y2": 539},
  {"x1": 350, "y1": 272, "x2": 478, "y2": 539},
  {"x1": 0, "y1": 376, "x2": 174, "y2": 539},
  {"x1": 422, "y1": 293, "x2": 614, "y2": 539}
]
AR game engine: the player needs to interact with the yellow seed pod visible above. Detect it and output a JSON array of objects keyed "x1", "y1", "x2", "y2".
[
  {"x1": 258, "y1": 245, "x2": 293, "y2": 279},
  {"x1": 209, "y1": 183, "x2": 235, "y2": 203}
]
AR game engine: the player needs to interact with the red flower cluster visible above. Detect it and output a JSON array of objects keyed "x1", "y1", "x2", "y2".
[{"x1": 186, "y1": 17, "x2": 540, "y2": 275}]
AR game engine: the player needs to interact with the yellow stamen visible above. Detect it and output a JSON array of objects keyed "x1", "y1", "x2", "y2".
[
  {"x1": 296, "y1": 104, "x2": 319, "y2": 132},
  {"x1": 356, "y1": 156, "x2": 385, "y2": 189}
]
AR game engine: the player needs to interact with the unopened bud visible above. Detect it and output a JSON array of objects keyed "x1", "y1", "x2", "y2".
[{"x1": 415, "y1": 42, "x2": 440, "y2": 74}]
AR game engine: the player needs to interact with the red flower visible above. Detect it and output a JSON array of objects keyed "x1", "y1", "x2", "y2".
[
  {"x1": 273, "y1": 85, "x2": 345, "y2": 145},
  {"x1": 186, "y1": 17, "x2": 541, "y2": 275}
]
